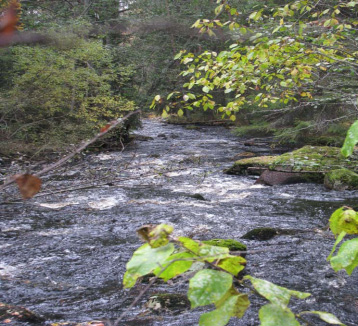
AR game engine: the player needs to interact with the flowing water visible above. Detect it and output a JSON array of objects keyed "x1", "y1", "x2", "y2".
[{"x1": 1, "y1": 119, "x2": 358, "y2": 326}]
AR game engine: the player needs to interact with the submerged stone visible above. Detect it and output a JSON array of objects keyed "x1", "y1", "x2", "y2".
[
  {"x1": 146, "y1": 293, "x2": 190, "y2": 314},
  {"x1": 324, "y1": 168, "x2": 358, "y2": 190},
  {"x1": 189, "y1": 193, "x2": 206, "y2": 201},
  {"x1": 241, "y1": 227, "x2": 278, "y2": 241},
  {"x1": 0, "y1": 302, "x2": 45, "y2": 324},
  {"x1": 202, "y1": 238, "x2": 247, "y2": 251}
]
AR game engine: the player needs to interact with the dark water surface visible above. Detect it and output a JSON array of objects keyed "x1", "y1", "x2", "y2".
[{"x1": 1, "y1": 119, "x2": 358, "y2": 326}]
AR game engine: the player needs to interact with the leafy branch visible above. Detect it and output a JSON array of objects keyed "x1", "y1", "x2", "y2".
[{"x1": 120, "y1": 224, "x2": 346, "y2": 326}]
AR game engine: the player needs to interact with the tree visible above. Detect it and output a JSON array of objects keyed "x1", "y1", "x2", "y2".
[
  {"x1": 0, "y1": 21, "x2": 136, "y2": 152},
  {"x1": 151, "y1": 0, "x2": 358, "y2": 132}
]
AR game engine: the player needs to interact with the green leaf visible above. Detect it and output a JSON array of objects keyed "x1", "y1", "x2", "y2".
[
  {"x1": 202, "y1": 86, "x2": 210, "y2": 93},
  {"x1": 199, "y1": 295, "x2": 238, "y2": 326},
  {"x1": 148, "y1": 224, "x2": 174, "y2": 248},
  {"x1": 329, "y1": 208, "x2": 358, "y2": 236},
  {"x1": 259, "y1": 304, "x2": 300, "y2": 326},
  {"x1": 327, "y1": 231, "x2": 346, "y2": 260},
  {"x1": 188, "y1": 269, "x2": 233, "y2": 308},
  {"x1": 218, "y1": 256, "x2": 246, "y2": 276},
  {"x1": 179, "y1": 237, "x2": 200, "y2": 254},
  {"x1": 123, "y1": 243, "x2": 175, "y2": 288},
  {"x1": 300, "y1": 311, "x2": 346, "y2": 325},
  {"x1": 329, "y1": 238, "x2": 358, "y2": 275},
  {"x1": 178, "y1": 109, "x2": 184, "y2": 117},
  {"x1": 233, "y1": 294, "x2": 250, "y2": 318},
  {"x1": 198, "y1": 243, "x2": 230, "y2": 262},
  {"x1": 244, "y1": 276, "x2": 310, "y2": 308},
  {"x1": 341, "y1": 120, "x2": 358, "y2": 157},
  {"x1": 162, "y1": 110, "x2": 169, "y2": 118},
  {"x1": 153, "y1": 252, "x2": 195, "y2": 281}
]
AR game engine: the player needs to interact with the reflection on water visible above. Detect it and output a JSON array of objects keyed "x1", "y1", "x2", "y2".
[{"x1": 1, "y1": 119, "x2": 358, "y2": 326}]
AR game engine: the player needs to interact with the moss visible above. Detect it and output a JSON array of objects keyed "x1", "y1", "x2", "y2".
[
  {"x1": 324, "y1": 168, "x2": 358, "y2": 190},
  {"x1": 225, "y1": 156, "x2": 276, "y2": 175},
  {"x1": 270, "y1": 146, "x2": 358, "y2": 173},
  {"x1": 241, "y1": 227, "x2": 278, "y2": 241},
  {"x1": 202, "y1": 239, "x2": 247, "y2": 251}
]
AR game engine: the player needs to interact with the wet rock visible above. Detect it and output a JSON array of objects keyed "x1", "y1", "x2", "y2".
[
  {"x1": 145, "y1": 293, "x2": 190, "y2": 314},
  {"x1": 189, "y1": 193, "x2": 206, "y2": 201},
  {"x1": 241, "y1": 227, "x2": 278, "y2": 241},
  {"x1": 149, "y1": 153, "x2": 161, "y2": 158},
  {"x1": 170, "y1": 133, "x2": 179, "y2": 139},
  {"x1": 202, "y1": 238, "x2": 247, "y2": 252},
  {"x1": 0, "y1": 302, "x2": 45, "y2": 324},
  {"x1": 157, "y1": 133, "x2": 167, "y2": 138},
  {"x1": 255, "y1": 170, "x2": 309, "y2": 186},
  {"x1": 324, "y1": 168, "x2": 358, "y2": 190},
  {"x1": 184, "y1": 125, "x2": 200, "y2": 130},
  {"x1": 244, "y1": 139, "x2": 269, "y2": 147},
  {"x1": 129, "y1": 134, "x2": 154, "y2": 141}
]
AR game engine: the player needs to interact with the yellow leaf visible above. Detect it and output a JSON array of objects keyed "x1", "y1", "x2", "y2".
[
  {"x1": 291, "y1": 68, "x2": 298, "y2": 76},
  {"x1": 280, "y1": 18, "x2": 284, "y2": 26}
]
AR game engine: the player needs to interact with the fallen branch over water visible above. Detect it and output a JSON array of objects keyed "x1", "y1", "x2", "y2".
[{"x1": 0, "y1": 109, "x2": 141, "y2": 194}]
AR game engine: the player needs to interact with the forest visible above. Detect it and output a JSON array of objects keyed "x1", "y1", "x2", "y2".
[{"x1": 1, "y1": 1, "x2": 358, "y2": 326}]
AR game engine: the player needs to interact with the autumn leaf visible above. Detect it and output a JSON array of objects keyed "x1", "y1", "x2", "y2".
[
  {"x1": 0, "y1": 1, "x2": 20, "y2": 47},
  {"x1": 100, "y1": 123, "x2": 111, "y2": 133},
  {"x1": 14, "y1": 174, "x2": 42, "y2": 199}
]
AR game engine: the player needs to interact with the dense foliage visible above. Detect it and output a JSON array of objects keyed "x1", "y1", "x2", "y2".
[{"x1": 152, "y1": 0, "x2": 358, "y2": 144}]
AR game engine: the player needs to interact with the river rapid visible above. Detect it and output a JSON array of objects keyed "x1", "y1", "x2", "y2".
[{"x1": 1, "y1": 119, "x2": 358, "y2": 326}]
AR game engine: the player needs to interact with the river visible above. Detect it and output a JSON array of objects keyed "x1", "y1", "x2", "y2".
[{"x1": 1, "y1": 119, "x2": 358, "y2": 326}]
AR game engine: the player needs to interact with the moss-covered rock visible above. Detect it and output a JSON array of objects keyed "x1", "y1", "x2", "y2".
[
  {"x1": 225, "y1": 156, "x2": 277, "y2": 175},
  {"x1": 269, "y1": 146, "x2": 354, "y2": 172},
  {"x1": 324, "y1": 168, "x2": 358, "y2": 190},
  {"x1": 202, "y1": 239, "x2": 247, "y2": 251},
  {"x1": 226, "y1": 146, "x2": 358, "y2": 185}
]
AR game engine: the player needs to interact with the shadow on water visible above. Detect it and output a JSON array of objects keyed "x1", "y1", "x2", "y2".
[{"x1": 1, "y1": 119, "x2": 358, "y2": 325}]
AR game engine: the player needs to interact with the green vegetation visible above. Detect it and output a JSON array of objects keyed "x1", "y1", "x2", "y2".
[
  {"x1": 123, "y1": 224, "x2": 345, "y2": 326},
  {"x1": 0, "y1": 21, "x2": 136, "y2": 155},
  {"x1": 324, "y1": 169, "x2": 358, "y2": 191},
  {"x1": 202, "y1": 239, "x2": 247, "y2": 251}
]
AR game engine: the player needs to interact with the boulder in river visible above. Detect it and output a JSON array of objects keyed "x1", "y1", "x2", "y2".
[
  {"x1": 226, "y1": 146, "x2": 358, "y2": 187},
  {"x1": 255, "y1": 170, "x2": 309, "y2": 186},
  {"x1": 241, "y1": 227, "x2": 279, "y2": 241}
]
